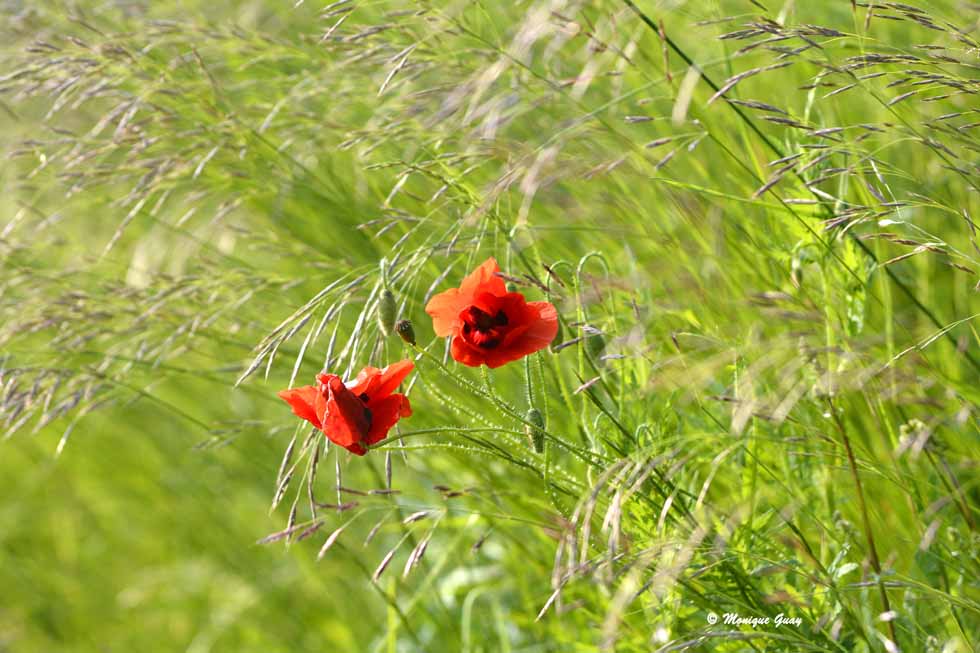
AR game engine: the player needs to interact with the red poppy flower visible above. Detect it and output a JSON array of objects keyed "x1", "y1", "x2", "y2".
[
  {"x1": 425, "y1": 258, "x2": 558, "y2": 368},
  {"x1": 278, "y1": 360, "x2": 414, "y2": 455}
]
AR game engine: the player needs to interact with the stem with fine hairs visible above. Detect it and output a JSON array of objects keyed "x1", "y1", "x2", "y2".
[{"x1": 827, "y1": 397, "x2": 899, "y2": 647}]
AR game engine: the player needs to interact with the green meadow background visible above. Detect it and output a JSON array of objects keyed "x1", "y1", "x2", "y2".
[{"x1": 1, "y1": 1, "x2": 978, "y2": 651}]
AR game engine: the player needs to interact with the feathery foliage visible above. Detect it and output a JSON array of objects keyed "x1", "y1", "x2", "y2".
[{"x1": 2, "y1": 1, "x2": 978, "y2": 651}]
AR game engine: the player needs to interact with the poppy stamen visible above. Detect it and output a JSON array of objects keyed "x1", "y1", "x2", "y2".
[{"x1": 462, "y1": 307, "x2": 510, "y2": 349}]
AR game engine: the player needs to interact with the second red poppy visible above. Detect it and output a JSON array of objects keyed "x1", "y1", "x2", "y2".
[
  {"x1": 278, "y1": 360, "x2": 414, "y2": 455},
  {"x1": 425, "y1": 258, "x2": 558, "y2": 368}
]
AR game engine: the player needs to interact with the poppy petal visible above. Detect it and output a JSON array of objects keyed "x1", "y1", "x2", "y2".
[
  {"x1": 346, "y1": 365, "x2": 383, "y2": 398},
  {"x1": 459, "y1": 257, "x2": 506, "y2": 299},
  {"x1": 277, "y1": 386, "x2": 322, "y2": 429},
  {"x1": 346, "y1": 443, "x2": 368, "y2": 456},
  {"x1": 468, "y1": 290, "x2": 507, "y2": 316},
  {"x1": 521, "y1": 301, "x2": 560, "y2": 348},
  {"x1": 425, "y1": 287, "x2": 464, "y2": 337},
  {"x1": 491, "y1": 302, "x2": 557, "y2": 365},
  {"x1": 374, "y1": 359, "x2": 415, "y2": 398},
  {"x1": 315, "y1": 374, "x2": 341, "y2": 427},
  {"x1": 450, "y1": 336, "x2": 490, "y2": 368},
  {"x1": 323, "y1": 376, "x2": 370, "y2": 449},
  {"x1": 365, "y1": 393, "x2": 412, "y2": 445}
]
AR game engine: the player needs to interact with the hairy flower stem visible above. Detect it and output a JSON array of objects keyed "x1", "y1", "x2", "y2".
[
  {"x1": 524, "y1": 356, "x2": 534, "y2": 407},
  {"x1": 411, "y1": 344, "x2": 604, "y2": 468},
  {"x1": 827, "y1": 398, "x2": 899, "y2": 647}
]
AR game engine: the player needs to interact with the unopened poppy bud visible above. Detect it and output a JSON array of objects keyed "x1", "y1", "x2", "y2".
[
  {"x1": 524, "y1": 408, "x2": 545, "y2": 453},
  {"x1": 378, "y1": 289, "x2": 396, "y2": 336},
  {"x1": 395, "y1": 319, "x2": 416, "y2": 346}
]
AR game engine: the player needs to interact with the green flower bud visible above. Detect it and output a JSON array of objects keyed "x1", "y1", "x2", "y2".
[
  {"x1": 395, "y1": 319, "x2": 416, "y2": 346},
  {"x1": 525, "y1": 408, "x2": 545, "y2": 454},
  {"x1": 378, "y1": 289, "x2": 396, "y2": 336}
]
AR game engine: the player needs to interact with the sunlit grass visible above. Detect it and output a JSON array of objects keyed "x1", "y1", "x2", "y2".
[{"x1": 1, "y1": 1, "x2": 978, "y2": 651}]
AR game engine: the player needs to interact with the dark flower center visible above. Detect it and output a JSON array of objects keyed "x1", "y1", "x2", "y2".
[
  {"x1": 357, "y1": 393, "x2": 373, "y2": 429},
  {"x1": 461, "y1": 306, "x2": 509, "y2": 349}
]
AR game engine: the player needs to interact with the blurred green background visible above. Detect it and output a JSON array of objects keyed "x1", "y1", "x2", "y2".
[{"x1": 2, "y1": 1, "x2": 978, "y2": 651}]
